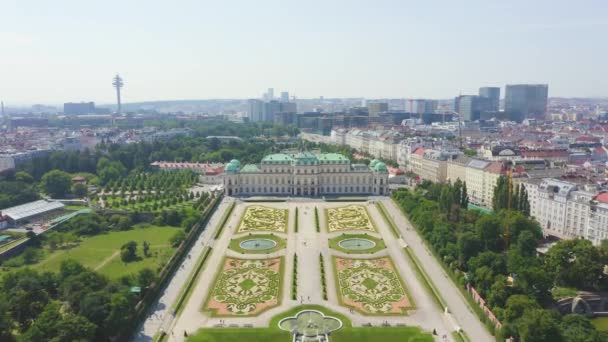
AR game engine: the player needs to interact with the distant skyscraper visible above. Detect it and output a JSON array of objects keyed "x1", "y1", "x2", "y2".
[
  {"x1": 264, "y1": 88, "x2": 274, "y2": 101},
  {"x1": 479, "y1": 87, "x2": 500, "y2": 112},
  {"x1": 406, "y1": 99, "x2": 437, "y2": 114},
  {"x1": 280, "y1": 91, "x2": 289, "y2": 102},
  {"x1": 457, "y1": 96, "x2": 487, "y2": 121},
  {"x1": 248, "y1": 99, "x2": 264, "y2": 122},
  {"x1": 367, "y1": 102, "x2": 388, "y2": 117},
  {"x1": 64, "y1": 102, "x2": 96, "y2": 115},
  {"x1": 263, "y1": 100, "x2": 281, "y2": 122},
  {"x1": 0, "y1": 101, "x2": 4, "y2": 118},
  {"x1": 112, "y1": 74, "x2": 124, "y2": 114},
  {"x1": 505, "y1": 84, "x2": 548, "y2": 122}
]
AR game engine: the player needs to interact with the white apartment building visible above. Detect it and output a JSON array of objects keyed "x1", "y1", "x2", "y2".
[
  {"x1": 446, "y1": 157, "x2": 505, "y2": 209},
  {"x1": 523, "y1": 178, "x2": 608, "y2": 245}
]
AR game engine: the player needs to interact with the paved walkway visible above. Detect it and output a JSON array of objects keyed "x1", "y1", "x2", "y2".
[
  {"x1": 133, "y1": 198, "x2": 234, "y2": 342},
  {"x1": 382, "y1": 198, "x2": 494, "y2": 342},
  {"x1": 167, "y1": 200, "x2": 463, "y2": 342}
]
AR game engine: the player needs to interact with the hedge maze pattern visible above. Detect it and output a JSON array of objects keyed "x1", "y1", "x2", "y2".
[{"x1": 237, "y1": 205, "x2": 288, "y2": 233}]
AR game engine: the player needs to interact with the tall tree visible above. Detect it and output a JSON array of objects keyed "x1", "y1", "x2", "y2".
[{"x1": 41, "y1": 170, "x2": 72, "y2": 197}]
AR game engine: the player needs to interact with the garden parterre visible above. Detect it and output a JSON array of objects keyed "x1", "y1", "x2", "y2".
[
  {"x1": 204, "y1": 257, "x2": 283, "y2": 316},
  {"x1": 333, "y1": 256, "x2": 412, "y2": 315},
  {"x1": 237, "y1": 205, "x2": 288, "y2": 233},
  {"x1": 326, "y1": 205, "x2": 376, "y2": 232}
]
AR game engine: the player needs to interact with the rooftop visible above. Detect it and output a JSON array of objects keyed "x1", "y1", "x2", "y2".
[{"x1": 2, "y1": 200, "x2": 65, "y2": 221}]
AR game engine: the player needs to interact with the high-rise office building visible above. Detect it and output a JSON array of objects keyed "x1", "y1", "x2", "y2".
[
  {"x1": 247, "y1": 99, "x2": 264, "y2": 122},
  {"x1": 264, "y1": 88, "x2": 274, "y2": 101},
  {"x1": 505, "y1": 84, "x2": 548, "y2": 122},
  {"x1": 263, "y1": 100, "x2": 281, "y2": 122},
  {"x1": 406, "y1": 99, "x2": 437, "y2": 114},
  {"x1": 367, "y1": 102, "x2": 388, "y2": 117},
  {"x1": 479, "y1": 87, "x2": 500, "y2": 112},
  {"x1": 64, "y1": 102, "x2": 96, "y2": 115},
  {"x1": 456, "y1": 96, "x2": 492, "y2": 121},
  {"x1": 280, "y1": 92, "x2": 289, "y2": 103}
]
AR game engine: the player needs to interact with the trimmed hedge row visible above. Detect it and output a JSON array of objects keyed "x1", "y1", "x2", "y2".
[
  {"x1": 319, "y1": 253, "x2": 328, "y2": 300},
  {"x1": 292, "y1": 253, "x2": 298, "y2": 300},
  {"x1": 295, "y1": 207, "x2": 299, "y2": 233},
  {"x1": 314, "y1": 207, "x2": 320, "y2": 232}
]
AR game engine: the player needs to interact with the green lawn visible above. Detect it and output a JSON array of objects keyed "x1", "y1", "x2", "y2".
[
  {"x1": 21, "y1": 224, "x2": 180, "y2": 279},
  {"x1": 592, "y1": 317, "x2": 608, "y2": 332},
  {"x1": 188, "y1": 305, "x2": 432, "y2": 342}
]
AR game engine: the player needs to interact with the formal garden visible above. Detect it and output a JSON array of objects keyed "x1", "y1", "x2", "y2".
[
  {"x1": 237, "y1": 205, "x2": 288, "y2": 233},
  {"x1": 204, "y1": 257, "x2": 284, "y2": 316},
  {"x1": 329, "y1": 233, "x2": 386, "y2": 254},
  {"x1": 228, "y1": 234, "x2": 286, "y2": 254},
  {"x1": 325, "y1": 205, "x2": 376, "y2": 232},
  {"x1": 333, "y1": 257, "x2": 412, "y2": 315},
  {"x1": 188, "y1": 305, "x2": 433, "y2": 342}
]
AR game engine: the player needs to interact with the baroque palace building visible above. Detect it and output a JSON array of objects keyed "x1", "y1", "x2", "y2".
[{"x1": 223, "y1": 152, "x2": 389, "y2": 196}]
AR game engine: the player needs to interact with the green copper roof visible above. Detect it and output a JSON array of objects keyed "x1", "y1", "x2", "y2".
[
  {"x1": 225, "y1": 162, "x2": 239, "y2": 173},
  {"x1": 370, "y1": 159, "x2": 380, "y2": 168},
  {"x1": 374, "y1": 162, "x2": 388, "y2": 172},
  {"x1": 229, "y1": 159, "x2": 241, "y2": 166},
  {"x1": 240, "y1": 164, "x2": 261, "y2": 173},
  {"x1": 262, "y1": 154, "x2": 293, "y2": 164},
  {"x1": 294, "y1": 151, "x2": 319, "y2": 165},
  {"x1": 318, "y1": 153, "x2": 349, "y2": 164}
]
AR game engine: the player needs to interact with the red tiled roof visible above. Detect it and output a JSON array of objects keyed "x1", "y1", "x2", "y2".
[
  {"x1": 413, "y1": 148, "x2": 425, "y2": 156},
  {"x1": 597, "y1": 193, "x2": 608, "y2": 203},
  {"x1": 388, "y1": 167, "x2": 404, "y2": 175},
  {"x1": 485, "y1": 162, "x2": 505, "y2": 174}
]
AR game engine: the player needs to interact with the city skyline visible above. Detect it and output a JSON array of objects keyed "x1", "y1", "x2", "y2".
[{"x1": 1, "y1": 0, "x2": 607, "y2": 105}]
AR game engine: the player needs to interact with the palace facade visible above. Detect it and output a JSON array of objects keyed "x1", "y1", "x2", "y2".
[{"x1": 223, "y1": 152, "x2": 389, "y2": 196}]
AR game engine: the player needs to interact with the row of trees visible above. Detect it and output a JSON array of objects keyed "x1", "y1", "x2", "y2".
[
  {"x1": 493, "y1": 175, "x2": 530, "y2": 216},
  {"x1": 393, "y1": 185, "x2": 607, "y2": 341},
  {"x1": 101, "y1": 169, "x2": 197, "y2": 194}
]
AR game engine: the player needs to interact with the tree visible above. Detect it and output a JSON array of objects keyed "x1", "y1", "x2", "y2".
[
  {"x1": 546, "y1": 239, "x2": 603, "y2": 290},
  {"x1": 560, "y1": 314, "x2": 604, "y2": 342},
  {"x1": 142, "y1": 240, "x2": 150, "y2": 257},
  {"x1": 41, "y1": 170, "x2": 72, "y2": 197},
  {"x1": 72, "y1": 183, "x2": 88, "y2": 198},
  {"x1": 475, "y1": 215, "x2": 503, "y2": 252},
  {"x1": 0, "y1": 300, "x2": 13, "y2": 341},
  {"x1": 457, "y1": 231, "x2": 482, "y2": 268},
  {"x1": 461, "y1": 181, "x2": 469, "y2": 208},
  {"x1": 518, "y1": 309, "x2": 563, "y2": 342},
  {"x1": 120, "y1": 241, "x2": 138, "y2": 262},
  {"x1": 138, "y1": 268, "x2": 156, "y2": 287},
  {"x1": 170, "y1": 230, "x2": 186, "y2": 247},
  {"x1": 15, "y1": 171, "x2": 33, "y2": 183}
]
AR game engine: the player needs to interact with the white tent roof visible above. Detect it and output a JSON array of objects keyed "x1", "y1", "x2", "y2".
[{"x1": 1, "y1": 200, "x2": 65, "y2": 221}]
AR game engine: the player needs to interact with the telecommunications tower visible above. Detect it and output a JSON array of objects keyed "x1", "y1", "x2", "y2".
[{"x1": 112, "y1": 74, "x2": 124, "y2": 114}]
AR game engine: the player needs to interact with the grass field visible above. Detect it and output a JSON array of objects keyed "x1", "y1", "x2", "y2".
[
  {"x1": 24, "y1": 224, "x2": 180, "y2": 279},
  {"x1": 592, "y1": 317, "x2": 608, "y2": 331},
  {"x1": 188, "y1": 305, "x2": 432, "y2": 342}
]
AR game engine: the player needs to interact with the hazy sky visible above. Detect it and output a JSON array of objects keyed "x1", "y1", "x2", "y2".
[{"x1": 1, "y1": 0, "x2": 607, "y2": 105}]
